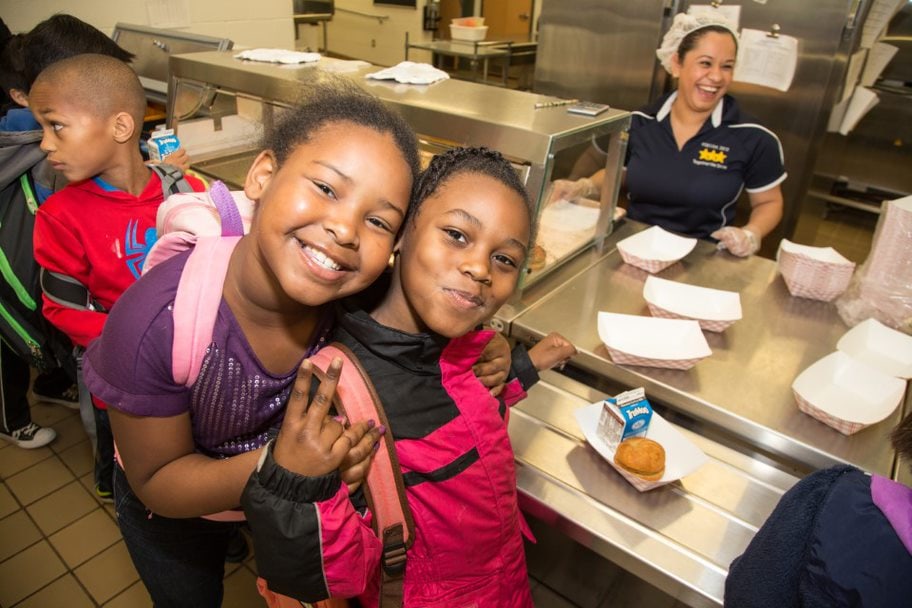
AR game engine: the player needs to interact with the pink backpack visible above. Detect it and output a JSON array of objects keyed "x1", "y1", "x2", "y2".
[{"x1": 150, "y1": 182, "x2": 414, "y2": 605}]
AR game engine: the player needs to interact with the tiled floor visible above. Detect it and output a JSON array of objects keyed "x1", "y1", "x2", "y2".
[
  {"x1": 0, "y1": 397, "x2": 263, "y2": 608},
  {"x1": 2, "y1": 396, "x2": 688, "y2": 608}
]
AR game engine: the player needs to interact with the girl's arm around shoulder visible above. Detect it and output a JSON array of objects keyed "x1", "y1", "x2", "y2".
[
  {"x1": 527, "y1": 332, "x2": 577, "y2": 374},
  {"x1": 501, "y1": 332, "x2": 577, "y2": 407},
  {"x1": 242, "y1": 442, "x2": 382, "y2": 602}
]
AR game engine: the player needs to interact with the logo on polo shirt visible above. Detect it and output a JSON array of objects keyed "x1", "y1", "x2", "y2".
[{"x1": 693, "y1": 143, "x2": 729, "y2": 170}]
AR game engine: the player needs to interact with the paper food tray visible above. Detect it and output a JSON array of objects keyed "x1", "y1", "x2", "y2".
[
  {"x1": 777, "y1": 239, "x2": 855, "y2": 301},
  {"x1": 837, "y1": 318, "x2": 912, "y2": 379},
  {"x1": 792, "y1": 351, "x2": 905, "y2": 435},
  {"x1": 597, "y1": 312, "x2": 711, "y2": 370},
  {"x1": 616, "y1": 226, "x2": 697, "y2": 274},
  {"x1": 643, "y1": 276, "x2": 742, "y2": 332},
  {"x1": 778, "y1": 239, "x2": 854, "y2": 265},
  {"x1": 574, "y1": 402, "x2": 708, "y2": 491}
]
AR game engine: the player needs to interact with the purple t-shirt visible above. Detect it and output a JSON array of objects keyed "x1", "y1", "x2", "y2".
[{"x1": 84, "y1": 249, "x2": 329, "y2": 457}]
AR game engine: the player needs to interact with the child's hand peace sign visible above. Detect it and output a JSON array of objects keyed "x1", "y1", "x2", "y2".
[{"x1": 273, "y1": 358, "x2": 382, "y2": 480}]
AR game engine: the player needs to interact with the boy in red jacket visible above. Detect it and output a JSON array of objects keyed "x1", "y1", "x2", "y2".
[{"x1": 31, "y1": 53, "x2": 204, "y2": 500}]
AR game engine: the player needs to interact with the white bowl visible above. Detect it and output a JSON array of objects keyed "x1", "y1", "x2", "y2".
[
  {"x1": 616, "y1": 226, "x2": 697, "y2": 274},
  {"x1": 597, "y1": 312, "x2": 711, "y2": 370},
  {"x1": 450, "y1": 24, "x2": 489, "y2": 41},
  {"x1": 837, "y1": 318, "x2": 912, "y2": 379},
  {"x1": 574, "y1": 401, "x2": 708, "y2": 492},
  {"x1": 792, "y1": 351, "x2": 905, "y2": 435},
  {"x1": 777, "y1": 239, "x2": 855, "y2": 301},
  {"x1": 642, "y1": 276, "x2": 742, "y2": 332}
]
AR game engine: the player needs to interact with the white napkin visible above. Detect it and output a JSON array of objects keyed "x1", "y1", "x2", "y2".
[
  {"x1": 365, "y1": 61, "x2": 449, "y2": 84},
  {"x1": 234, "y1": 48, "x2": 321, "y2": 64}
]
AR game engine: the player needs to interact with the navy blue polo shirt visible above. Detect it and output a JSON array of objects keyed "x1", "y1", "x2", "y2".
[{"x1": 619, "y1": 92, "x2": 786, "y2": 239}]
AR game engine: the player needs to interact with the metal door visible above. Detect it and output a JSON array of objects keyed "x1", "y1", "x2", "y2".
[{"x1": 533, "y1": 0, "x2": 672, "y2": 112}]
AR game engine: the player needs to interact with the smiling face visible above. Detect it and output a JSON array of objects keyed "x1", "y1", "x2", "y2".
[
  {"x1": 672, "y1": 30, "x2": 737, "y2": 116},
  {"x1": 242, "y1": 121, "x2": 413, "y2": 310},
  {"x1": 30, "y1": 80, "x2": 119, "y2": 183},
  {"x1": 376, "y1": 171, "x2": 531, "y2": 338}
]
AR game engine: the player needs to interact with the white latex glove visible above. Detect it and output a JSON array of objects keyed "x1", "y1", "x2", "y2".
[
  {"x1": 548, "y1": 177, "x2": 597, "y2": 204},
  {"x1": 711, "y1": 226, "x2": 760, "y2": 257}
]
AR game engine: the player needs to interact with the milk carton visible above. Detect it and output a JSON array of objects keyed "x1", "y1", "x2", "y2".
[
  {"x1": 596, "y1": 387, "x2": 653, "y2": 449},
  {"x1": 148, "y1": 129, "x2": 181, "y2": 162}
]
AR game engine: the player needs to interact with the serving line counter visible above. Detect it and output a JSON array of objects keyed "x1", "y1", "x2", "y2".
[
  {"x1": 500, "y1": 219, "x2": 907, "y2": 605},
  {"x1": 512, "y1": 370, "x2": 799, "y2": 607},
  {"x1": 499, "y1": 220, "x2": 905, "y2": 480}
]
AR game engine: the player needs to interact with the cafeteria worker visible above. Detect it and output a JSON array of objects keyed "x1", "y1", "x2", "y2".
[{"x1": 552, "y1": 12, "x2": 786, "y2": 257}]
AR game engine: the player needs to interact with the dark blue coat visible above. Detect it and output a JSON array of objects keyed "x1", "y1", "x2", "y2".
[{"x1": 725, "y1": 465, "x2": 912, "y2": 607}]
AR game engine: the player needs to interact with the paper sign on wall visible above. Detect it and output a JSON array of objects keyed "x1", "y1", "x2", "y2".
[
  {"x1": 734, "y1": 28, "x2": 798, "y2": 92},
  {"x1": 147, "y1": 0, "x2": 191, "y2": 29},
  {"x1": 861, "y1": 0, "x2": 906, "y2": 49}
]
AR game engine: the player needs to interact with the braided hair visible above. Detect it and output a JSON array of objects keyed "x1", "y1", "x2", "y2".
[{"x1": 408, "y1": 147, "x2": 533, "y2": 238}]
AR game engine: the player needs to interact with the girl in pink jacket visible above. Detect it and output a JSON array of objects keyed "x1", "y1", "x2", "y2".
[{"x1": 243, "y1": 147, "x2": 576, "y2": 607}]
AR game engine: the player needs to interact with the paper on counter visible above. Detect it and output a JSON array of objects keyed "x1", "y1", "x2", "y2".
[
  {"x1": 734, "y1": 28, "x2": 798, "y2": 92},
  {"x1": 861, "y1": 42, "x2": 899, "y2": 87},
  {"x1": 365, "y1": 61, "x2": 449, "y2": 84},
  {"x1": 234, "y1": 49, "x2": 321, "y2": 64}
]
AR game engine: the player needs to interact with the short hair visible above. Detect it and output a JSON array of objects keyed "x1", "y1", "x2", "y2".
[
  {"x1": 22, "y1": 14, "x2": 134, "y2": 90},
  {"x1": 33, "y1": 54, "x2": 146, "y2": 129},
  {"x1": 265, "y1": 80, "x2": 420, "y2": 189},
  {"x1": 408, "y1": 147, "x2": 533, "y2": 239}
]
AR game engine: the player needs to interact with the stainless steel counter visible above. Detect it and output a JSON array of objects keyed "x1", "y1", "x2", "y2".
[
  {"x1": 169, "y1": 50, "x2": 630, "y2": 293},
  {"x1": 513, "y1": 370, "x2": 799, "y2": 607},
  {"x1": 501, "y1": 221, "x2": 905, "y2": 478},
  {"x1": 168, "y1": 51, "x2": 628, "y2": 172}
]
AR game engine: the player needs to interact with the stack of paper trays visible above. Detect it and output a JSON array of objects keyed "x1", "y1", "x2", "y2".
[{"x1": 777, "y1": 239, "x2": 855, "y2": 301}]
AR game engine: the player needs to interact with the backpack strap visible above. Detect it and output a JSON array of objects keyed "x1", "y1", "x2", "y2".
[
  {"x1": 309, "y1": 343, "x2": 414, "y2": 608},
  {"x1": 40, "y1": 268, "x2": 105, "y2": 312},
  {"x1": 171, "y1": 236, "x2": 242, "y2": 387},
  {"x1": 150, "y1": 163, "x2": 195, "y2": 197},
  {"x1": 209, "y1": 180, "x2": 245, "y2": 237}
]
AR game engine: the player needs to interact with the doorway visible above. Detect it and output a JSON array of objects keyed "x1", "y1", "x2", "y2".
[{"x1": 482, "y1": 0, "x2": 534, "y2": 41}]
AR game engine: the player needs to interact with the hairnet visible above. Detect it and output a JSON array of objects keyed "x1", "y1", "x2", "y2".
[{"x1": 656, "y1": 11, "x2": 739, "y2": 74}]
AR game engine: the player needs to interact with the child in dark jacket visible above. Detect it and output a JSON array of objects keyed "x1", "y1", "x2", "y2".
[
  {"x1": 244, "y1": 147, "x2": 577, "y2": 608},
  {"x1": 724, "y1": 409, "x2": 912, "y2": 607}
]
